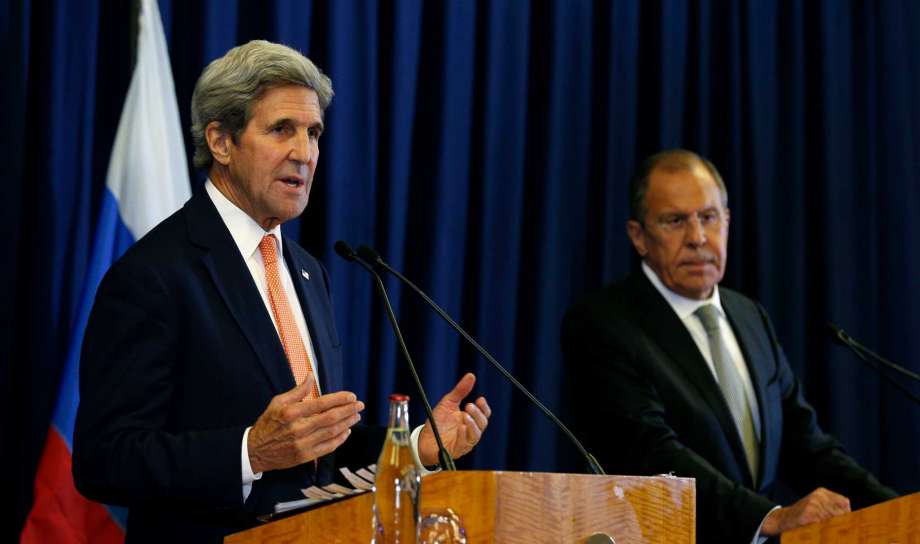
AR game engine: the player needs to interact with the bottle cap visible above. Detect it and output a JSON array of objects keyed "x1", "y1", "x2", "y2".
[{"x1": 389, "y1": 394, "x2": 410, "y2": 402}]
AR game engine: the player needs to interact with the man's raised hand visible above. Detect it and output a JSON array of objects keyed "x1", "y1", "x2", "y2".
[{"x1": 247, "y1": 376, "x2": 364, "y2": 473}]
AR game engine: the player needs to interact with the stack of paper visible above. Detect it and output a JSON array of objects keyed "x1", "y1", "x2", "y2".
[{"x1": 273, "y1": 464, "x2": 377, "y2": 514}]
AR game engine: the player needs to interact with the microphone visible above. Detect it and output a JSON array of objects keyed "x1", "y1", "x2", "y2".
[
  {"x1": 826, "y1": 323, "x2": 919, "y2": 404},
  {"x1": 356, "y1": 244, "x2": 607, "y2": 475},
  {"x1": 334, "y1": 241, "x2": 456, "y2": 470}
]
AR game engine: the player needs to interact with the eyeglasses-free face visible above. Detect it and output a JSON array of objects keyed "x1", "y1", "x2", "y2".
[{"x1": 627, "y1": 164, "x2": 730, "y2": 300}]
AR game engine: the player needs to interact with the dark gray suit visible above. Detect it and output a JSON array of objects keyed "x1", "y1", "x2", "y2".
[{"x1": 562, "y1": 271, "x2": 895, "y2": 542}]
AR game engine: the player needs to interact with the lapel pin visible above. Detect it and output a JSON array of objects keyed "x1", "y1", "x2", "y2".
[{"x1": 301, "y1": 269, "x2": 310, "y2": 280}]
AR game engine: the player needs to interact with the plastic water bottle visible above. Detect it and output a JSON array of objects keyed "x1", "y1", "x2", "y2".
[{"x1": 372, "y1": 394, "x2": 421, "y2": 543}]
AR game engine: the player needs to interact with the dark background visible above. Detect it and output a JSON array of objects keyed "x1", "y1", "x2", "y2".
[{"x1": 3, "y1": 0, "x2": 918, "y2": 539}]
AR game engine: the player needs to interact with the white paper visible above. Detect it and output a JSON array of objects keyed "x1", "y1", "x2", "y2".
[
  {"x1": 340, "y1": 467, "x2": 374, "y2": 490},
  {"x1": 273, "y1": 462, "x2": 375, "y2": 514}
]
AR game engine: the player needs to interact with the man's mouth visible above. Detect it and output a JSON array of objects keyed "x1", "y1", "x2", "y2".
[
  {"x1": 680, "y1": 255, "x2": 716, "y2": 267},
  {"x1": 279, "y1": 176, "x2": 305, "y2": 188}
]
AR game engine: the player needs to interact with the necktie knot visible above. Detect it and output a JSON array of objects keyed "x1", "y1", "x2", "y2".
[
  {"x1": 259, "y1": 234, "x2": 278, "y2": 265},
  {"x1": 695, "y1": 304, "x2": 721, "y2": 336}
]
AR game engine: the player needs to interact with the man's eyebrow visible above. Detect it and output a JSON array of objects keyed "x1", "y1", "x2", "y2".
[
  {"x1": 659, "y1": 205, "x2": 719, "y2": 216},
  {"x1": 267, "y1": 117, "x2": 294, "y2": 128},
  {"x1": 267, "y1": 117, "x2": 324, "y2": 131},
  {"x1": 657, "y1": 209, "x2": 688, "y2": 217}
]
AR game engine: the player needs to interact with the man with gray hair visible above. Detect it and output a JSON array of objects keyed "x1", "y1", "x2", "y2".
[
  {"x1": 73, "y1": 40, "x2": 491, "y2": 542},
  {"x1": 563, "y1": 149, "x2": 895, "y2": 542}
]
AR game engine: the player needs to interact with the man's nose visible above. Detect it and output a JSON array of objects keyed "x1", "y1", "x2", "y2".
[
  {"x1": 289, "y1": 132, "x2": 314, "y2": 165},
  {"x1": 684, "y1": 215, "x2": 707, "y2": 246}
]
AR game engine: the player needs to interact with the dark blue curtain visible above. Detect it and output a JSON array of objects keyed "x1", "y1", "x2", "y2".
[{"x1": 4, "y1": 0, "x2": 919, "y2": 539}]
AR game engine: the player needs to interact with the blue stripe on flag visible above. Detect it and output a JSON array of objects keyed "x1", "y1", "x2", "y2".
[{"x1": 52, "y1": 188, "x2": 136, "y2": 448}]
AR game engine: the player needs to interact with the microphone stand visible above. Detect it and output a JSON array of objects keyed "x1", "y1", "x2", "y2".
[
  {"x1": 828, "y1": 324, "x2": 920, "y2": 405},
  {"x1": 335, "y1": 241, "x2": 456, "y2": 470},
  {"x1": 357, "y1": 245, "x2": 606, "y2": 475}
]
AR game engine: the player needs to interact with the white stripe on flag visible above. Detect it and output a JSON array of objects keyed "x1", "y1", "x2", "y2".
[{"x1": 106, "y1": 0, "x2": 190, "y2": 240}]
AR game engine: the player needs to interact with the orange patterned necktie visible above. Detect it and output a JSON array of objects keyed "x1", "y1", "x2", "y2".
[{"x1": 259, "y1": 234, "x2": 320, "y2": 399}]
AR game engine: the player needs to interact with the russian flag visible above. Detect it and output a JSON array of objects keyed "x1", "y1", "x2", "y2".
[{"x1": 20, "y1": 0, "x2": 190, "y2": 541}]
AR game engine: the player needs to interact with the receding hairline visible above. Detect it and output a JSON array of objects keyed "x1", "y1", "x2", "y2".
[
  {"x1": 629, "y1": 149, "x2": 728, "y2": 222},
  {"x1": 651, "y1": 153, "x2": 706, "y2": 175},
  {"x1": 247, "y1": 83, "x2": 328, "y2": 123}
]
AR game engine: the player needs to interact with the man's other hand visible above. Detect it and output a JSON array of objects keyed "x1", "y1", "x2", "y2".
[
  {"x1": 418, "y1": 372, "x2": 491, "y2": 466},
  {"x1": 247, "y1": 376, "x2": 364, "y2": 473},
  {"x1": 761, "y1": 487, "x2": 851, "y2": 536}
]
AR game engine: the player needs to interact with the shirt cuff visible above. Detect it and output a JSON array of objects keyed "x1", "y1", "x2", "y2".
[
  {"x1": 241, "y1": 426, "x2": 263, "y2": 502},
  {"x1": 410, "y1": 425, "x2": 442, "y2": 476},
  {"x1": 752, "y1": 505, "x2": 782, "y2": 544}
]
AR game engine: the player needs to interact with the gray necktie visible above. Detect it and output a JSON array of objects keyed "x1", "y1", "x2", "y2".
[{"x1": 695, "y1": 304, "x2": 759, "y2": 481}]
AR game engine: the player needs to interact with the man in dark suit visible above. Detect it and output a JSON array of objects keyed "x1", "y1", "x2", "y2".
[
  {"x1": 562, "y1": 149, "x2": 895, "y2": 542},
  {"x1": 73, "y1": 40, "x2": 491, "y2": 542}
]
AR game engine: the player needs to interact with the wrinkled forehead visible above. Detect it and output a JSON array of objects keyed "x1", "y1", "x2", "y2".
[
  {"x1": 646, "y1": 164, "x2": 724, "y2": 213},
  {"x1": 242, "y1": 84, "x2": 325, "y2": 131}
]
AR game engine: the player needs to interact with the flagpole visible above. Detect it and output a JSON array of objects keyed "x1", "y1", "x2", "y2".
[{"x1": 130, "y1": 0, "x2": 140, "y2": 69}]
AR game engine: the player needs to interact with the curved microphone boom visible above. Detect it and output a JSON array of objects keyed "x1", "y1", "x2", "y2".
[
  {"x1": 356, "y1": 244, "x2": 606, "y2": 475},
  {"x1": 334, "y1": 241, "x2": 456, "y2": 470},
  {"x1": 827, "y1": 323, "x2": 919, "y2": 405}
]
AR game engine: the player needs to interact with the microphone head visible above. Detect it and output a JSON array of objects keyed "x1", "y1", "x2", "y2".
[
  {"x1": 356, "y1": 245, "x2": 382, "y2": 264},
  {"x1": 334, "y1": 240, "x2": 357, "y2": 261},
  {"x1": 826, "y1": 322, "x2": 847, "y2": 345}
]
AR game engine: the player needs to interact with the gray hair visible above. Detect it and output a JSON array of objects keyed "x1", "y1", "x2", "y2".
[
  {"x1": 628, "y1": 149, "x2": 728, "y2": 223},
  {"x1": 190, "y1": 40, "x2": 334, "y2": 170}
]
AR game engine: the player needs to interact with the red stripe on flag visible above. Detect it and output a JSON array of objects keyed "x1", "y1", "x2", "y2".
[{"x1": 20, "y1": 429, "x2": 124, "y2": 544}]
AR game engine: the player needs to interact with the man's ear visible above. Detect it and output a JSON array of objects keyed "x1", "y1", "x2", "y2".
[
  {"x1": 626, "y1": 220, "x2": 648, "y2": 257},
  {"x1": 205, "y1": 121, "x2": 232, "y2": 166}
]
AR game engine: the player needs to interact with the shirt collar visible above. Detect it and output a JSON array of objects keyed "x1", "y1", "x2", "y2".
[
  {"x1": 205, "y1": 179, "x2": 283, "y2": 260},
  {"x1": 641, "y1": 261, "x2": 725, "y2": 320}
]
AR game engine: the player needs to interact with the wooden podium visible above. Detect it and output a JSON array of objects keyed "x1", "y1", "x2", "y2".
[
  {"x1": 781, "y1": 492, "x2": 920, "y2": 543},
  {"x1": 225, "y1": 471, "x2": 695, "y2": 543}
]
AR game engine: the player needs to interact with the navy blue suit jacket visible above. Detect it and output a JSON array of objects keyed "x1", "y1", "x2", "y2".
[
  {"x1": 562, "y1": 271, "x2": 895, "y2": 542},
  {"x1": 73, "y1": 191, "x2": 383, "y2": 542}
]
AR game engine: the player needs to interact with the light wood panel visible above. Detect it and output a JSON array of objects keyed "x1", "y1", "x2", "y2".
[
  {"x1": 225, "y1": 471, "x2": 696, "y2": 543},
  {"x1": 781, "y1": 492, "x2": 920, "y2": 544}
]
